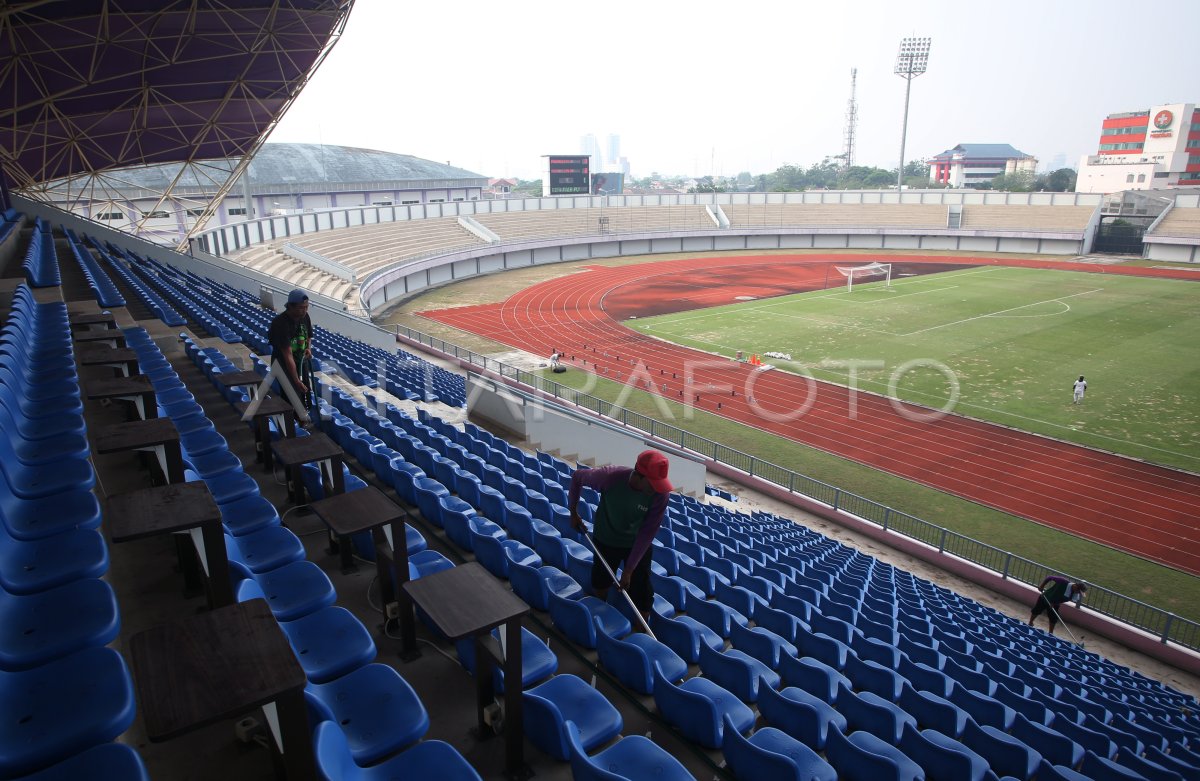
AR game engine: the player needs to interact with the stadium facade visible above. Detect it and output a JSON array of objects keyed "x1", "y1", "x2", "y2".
[
  {"x1": 39, "y1": 143, "x2": 486, "y2": 245},
  {"x1": 1076, "y1": 102, "x2": 1200, "y2": 193},
  {"x1": 926, "y1": 143, "x2": 1037, "y2": 188}
]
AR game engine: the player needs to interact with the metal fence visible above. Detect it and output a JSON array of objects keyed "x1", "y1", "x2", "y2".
[{"x1": 397, "y1": 324, "x2": 1199, "y2": 652}]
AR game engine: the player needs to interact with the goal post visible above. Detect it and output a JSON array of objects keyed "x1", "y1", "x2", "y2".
[{"x1": 834, "y1": 261, "x2": 892, "y2": 292}]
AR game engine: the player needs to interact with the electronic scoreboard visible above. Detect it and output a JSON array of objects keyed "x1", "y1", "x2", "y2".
[{"x1": 542, "y1": 155, "x2": 590, "y2": 196}]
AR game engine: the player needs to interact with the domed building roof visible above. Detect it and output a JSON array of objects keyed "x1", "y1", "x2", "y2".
[
  {"x1": 58, "y1": 143, "x2": 485, "y2": 193},
  {"x1": 247, "y1": 143, "x2": 485, "y2": 185}
]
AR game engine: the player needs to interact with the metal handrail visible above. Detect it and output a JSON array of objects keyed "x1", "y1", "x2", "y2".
[{"x1": 394, "y1": 322, "x2": 1200, "y2": 652}]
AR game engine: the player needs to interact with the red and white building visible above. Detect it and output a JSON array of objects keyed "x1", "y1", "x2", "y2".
[
  {"x1": 927, "y1": 144, "x2": 1037, "y2": 188},
  {"x1": 1075, "y1": 103, "x2": 1200, "y2": 193}
]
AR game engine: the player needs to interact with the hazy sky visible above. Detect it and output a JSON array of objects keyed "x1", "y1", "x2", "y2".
[{"x1": 269, "y1": 0, "x2": 1200, "y2": 181}]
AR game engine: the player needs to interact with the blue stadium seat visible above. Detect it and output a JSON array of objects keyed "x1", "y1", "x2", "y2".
[
  {"x1": 778, "y1": 654, "x2": 852, "y2": 704},
  {"x1": 757, "y1": 684, "x2": 847, "y2": 751},
  {"x1": 649, "y1": 612, "x2": 723, "y2": 665},
  {"x1": 824, "y1": 725, "x2": 924, "y2": 781},
  {"x1": 0, "y1": 647, "x2": 136, "y2": 778},
  {"x1": 721, "y1": 714, "x2": 837, "y2": 781},
  {"x1": 652, "y1": 668, "x2": 754, "y2": 749},
  {"x1": 313, "y1": 722, "x2": 481, "y2": 781},
  {"x1": 905, "y1": 721, "x2": 998, "y2": 779},
  {"x1": 522, "y1": 674, "x2": 622, "y2": 761},
  {"x1": 898, "y1": 682, "x2": 970, "y2": 738},
  {"x1": 565, "y1": 719, "x2": 693, "y2": 781},
  {"x1": 837, "y1": 685, "x2": 917, "y2": 744},
  {"x1": 305, "y1": 664, "x2": 429, "y2": 766},
  {"x1": 959, "y1": 717, "x2": 1043, "y2": 781},
  {"x1": 548, "y1": 592, "x2": 630, "y2": 649},
  {"x1": 697, "y1": 640, "x2": 781, "y2": 704},
  {"x1": 10, "y1": 742, "x2": 148, "y2": 781},
  {"x1": 0, "y1": 578, "x2": 120, "y2": 671},
  {"x1": 595, "y1": 628, "x2": 687, "y2": 695}
]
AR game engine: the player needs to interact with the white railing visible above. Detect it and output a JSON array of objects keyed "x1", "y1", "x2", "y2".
[{"x1": 282, "y1": 242, "x2": 357, "y2": 283}]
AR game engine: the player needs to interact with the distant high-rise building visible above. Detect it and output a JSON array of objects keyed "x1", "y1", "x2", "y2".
[
  {"x1": 605, "y1": 134, "x2": 621, "y2": 170},
  {"x1": 580, "y1": 133, "x2": 603, "y2": 172}
]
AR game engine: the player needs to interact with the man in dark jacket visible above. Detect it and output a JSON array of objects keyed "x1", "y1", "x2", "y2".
[{"x1": 1029, "y1": 575, "x2": 1087, "y2": 635}]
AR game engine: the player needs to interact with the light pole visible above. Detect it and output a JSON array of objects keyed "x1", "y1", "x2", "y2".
[{"x1": 895, "y1": 37, "x2": 931, "y2": 190}]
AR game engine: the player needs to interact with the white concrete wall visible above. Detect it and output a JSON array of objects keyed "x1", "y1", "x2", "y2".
[
  {"x1": 466, "y1": 377, "x2": 706, "y2": 496},
  {"x1": 1146, "y1": 242, "x2": 1200, "y2": 262},
  {"x1": 1076, "y1": 155, "x2": 1160, "y2": 194}
]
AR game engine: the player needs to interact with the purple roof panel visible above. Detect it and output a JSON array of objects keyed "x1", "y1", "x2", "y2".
[{"x1": 0, "y1": 0, "x2": 352, "y2": 186}]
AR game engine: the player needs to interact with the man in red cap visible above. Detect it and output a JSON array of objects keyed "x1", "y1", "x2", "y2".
[{"x1": 569, "y1": 449, "x2": 672, "y2": 627}]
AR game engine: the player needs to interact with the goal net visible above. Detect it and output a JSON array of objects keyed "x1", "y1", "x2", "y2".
[{"x1": 834, "y1": 261, "x2": 892, "y2": 292}]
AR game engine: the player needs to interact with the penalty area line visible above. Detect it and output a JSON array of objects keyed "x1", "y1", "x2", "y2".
[{"x1": 901, "y1": 288, "x2": 1104, "y2": 337}]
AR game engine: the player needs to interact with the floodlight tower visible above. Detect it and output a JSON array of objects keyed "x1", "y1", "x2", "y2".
[
  {"x1": 842, "y1": 68, "x2": 858, "y2": 171},
  {"x1": 894, "y1": 37, "x2": 931, "y2": 190}
]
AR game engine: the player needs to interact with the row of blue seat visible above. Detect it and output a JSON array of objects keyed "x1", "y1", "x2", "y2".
[
  {"x1": 363, "y1": 398, "x2": 1200, "y2": 780},
  {"x1": 176, "y1": 268, "x2": 1200, "y2": 781},
  {"x1": 36, "y1": 205, "x2": 1196, "y2": 779},
  {"x1": 62, "y1": 230, "x2": 124, "y2": 308},
  {"x1": 321, "y1": 399, "x2": 950, "y2": 779},
  {"x1": 177, "y1": 335, "x2": 487, "y2": 778},
  {"x1": 88, "y1": 242, "x2": 186, "y2": 326},
  {"x1": 0, "y1": 286, "x2": 143, "y2": 780},
  {"x1": 389, "y1": 422, "x2": 1001, "y2": 780},
  {"x1": 21, "y1": 218, "x2": 59, "y2": 287},
  {"x1": 122, "y1": 258, "x2": 241, "y2": 343},
  {"x1": 156, "y1": 264, "x2": 467, "y2": 405},
  {"x1": 273, "y1": 374, "x2": 713, "y2": 776}
]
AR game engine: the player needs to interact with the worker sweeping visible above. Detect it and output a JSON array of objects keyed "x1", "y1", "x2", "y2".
[
  {"x1": 569, "y1": 450, "x2": 672, "y2": 632},
  {"x1": 1029, "y1": 575, "x2": 1088, "y2": 636}
]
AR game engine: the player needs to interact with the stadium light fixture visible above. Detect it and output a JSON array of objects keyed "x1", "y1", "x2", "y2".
[{"x1": 894, "y1": 37, "x2": 931, "y2": 190}]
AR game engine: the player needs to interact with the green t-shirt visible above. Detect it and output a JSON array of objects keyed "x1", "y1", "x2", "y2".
[{"x1": 594, "y1": 477, "x2": 655, "y2": 548}]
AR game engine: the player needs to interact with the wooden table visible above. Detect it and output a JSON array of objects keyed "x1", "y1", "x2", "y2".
[
  {"x1": 77, "y1": 344, "x2": 139, "y2": 377},
  {"x1": 86, "y1": 374, "x2": 157, "y2": 420},
  {"x1": 74, "y1": 328, "x2": 126, "y2": 348},
  {"x1": 217, "y1": 370, "x2": 268, "y2": 400},
  {"x1": 94, "y1": 416, "x2": 183, "y2": 484},
  {"x1": 106, "y1": 481, "x2": 233, "y2": 608},
  {"x1": 236, "y1": 396, "x2": 297, "y2": 472},
  {"x1": 309, "y1": 487, "x2": 416, "y2": 650},
  {"x1": 272, "y1": 432, "x2": 344, "y2": 505},
  {"x1": 130, "y1": 599, "x2": 315, "y2": 780},
  {"x1": 69, "y1": 311, "x2": 117, "y2": 331},
  {"x1": 404, "y1": 563, "x2": 530, "y2": 777}
]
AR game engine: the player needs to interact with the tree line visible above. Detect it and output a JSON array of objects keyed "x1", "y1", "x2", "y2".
[{"x1": 507, "y1": 160, "x2": 1076, "y2": 195}]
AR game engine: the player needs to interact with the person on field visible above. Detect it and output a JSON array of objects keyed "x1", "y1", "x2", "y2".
[
  {"x1": 1029, "y1": 575, "x2": 1088, "y2": 635},
  {"x1": 1073, "y1": 375, "x2": 1087, "y2": 404},
  {"x1": 569, "y1": 450, "x2": 672, "y2": 628}
]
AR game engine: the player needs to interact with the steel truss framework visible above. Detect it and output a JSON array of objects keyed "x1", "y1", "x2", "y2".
[{"x1": 0, "y1": 0, "x2": 353, "y2": 249}]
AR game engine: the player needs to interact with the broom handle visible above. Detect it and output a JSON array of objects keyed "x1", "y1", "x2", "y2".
[{"x1": 580, "y1": 528, "x2": 657, "y2": 639}]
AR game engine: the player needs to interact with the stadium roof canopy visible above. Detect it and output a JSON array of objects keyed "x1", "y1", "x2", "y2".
[{"x1": 0, "y1": 0, "x2": 354, "y2": 244}]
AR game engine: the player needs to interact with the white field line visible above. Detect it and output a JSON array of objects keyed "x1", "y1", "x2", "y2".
[
  {"x1": 901, "y1": 288, "x2": 1104, "y2": 337},
  {"x1": 830, "y1": 285, "x2": 959, "y2": 305},
  {"x1": 639, "y1": 265, "x2": 1006, "y2": 330},
  {"x1": 806, "y1": 367, "x2": 1200, "y2": 466}
]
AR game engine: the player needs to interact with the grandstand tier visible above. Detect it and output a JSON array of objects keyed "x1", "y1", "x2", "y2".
[{"x1": 0, "y1": 211, "x2": 1196, "y2": 781}]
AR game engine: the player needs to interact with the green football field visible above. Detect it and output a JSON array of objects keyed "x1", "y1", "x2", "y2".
[{"x1": 627, "y1": 265, "x2": 1200, "y2": 472}]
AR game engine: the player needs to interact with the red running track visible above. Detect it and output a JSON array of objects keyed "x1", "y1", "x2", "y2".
[{"x1": 421, "y1": 254, "x2": 1200, "y2": 575}]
